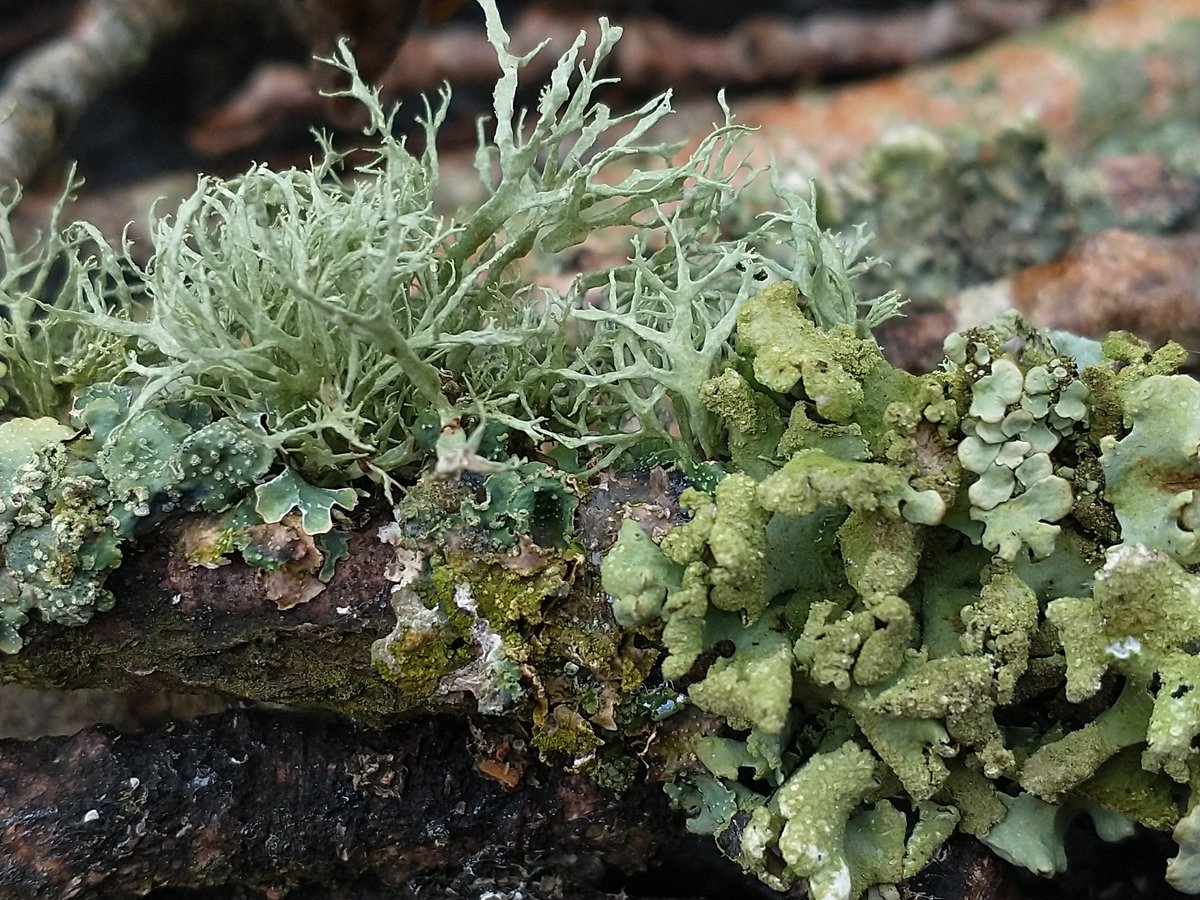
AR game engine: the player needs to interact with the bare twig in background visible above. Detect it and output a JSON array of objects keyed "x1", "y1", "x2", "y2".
[
  {"x1": 0, "y1": 1, "x2": 78, "y2": 62},
  {"x1": 589, "y1": 0, "x2": 1062, "y2": 92},
  {"x1": 0, "y1": 0, "x2": 192, "y2": 187},
  {"x1": 187, "y1": 0, "x2": 1076, "y2": 160},
  {"x1": 385, "y1": 0, "x2": 1070, "y2": 94},
  {"x1": 0, "y1": 511, "x2": 413, "y2": 718}
]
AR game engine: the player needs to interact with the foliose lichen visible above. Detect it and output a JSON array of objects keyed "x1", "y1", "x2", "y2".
[
  {"x1": 4, "y1": 2, "x2": 1200, "y2": 897},
  {"x1": 0, "y1": 387, "x2": 331, "y2": 652},
  {"x1": 600, "y1": 286, "x2": 1200, "y2": 898}
]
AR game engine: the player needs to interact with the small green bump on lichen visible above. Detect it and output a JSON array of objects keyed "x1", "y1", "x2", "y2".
[
  {"x1": 601, "y1": 518, "x2": 680, "y2": 627},
  {"x1": 736, "y1": 282, "x2": 870, "y2": 419},
  {"x1": 699, "y1": 368, "x2": 784, "y2": 479}
]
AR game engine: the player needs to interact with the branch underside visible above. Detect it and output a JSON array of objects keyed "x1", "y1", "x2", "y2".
[
  {"x1": 0, "y1": 512, "x2": 417, "y2": 718},
  {"x1": 0, "y1": 706, "x2": 1017, "y2": 900},
  {"x1": 0, "y1": 708, "x2": 672, "y2": 898}
]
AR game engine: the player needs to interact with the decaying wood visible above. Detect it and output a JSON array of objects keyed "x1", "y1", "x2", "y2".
[
  {"x1": 1010, "y1": 229, "x2": 1200, "y2": 352},
  {"x1": 0, "y1": 509, "x2": 414, "y2": 717},
  {"x1": 877, "y1": 226, "x2": 1200, "y2": 374},
  {"x1": 0, "y1": 708, "x2": 678, "y2": 898},
  {"x1": 0, "y1": 0, "x2": 191, "y2": 187}
]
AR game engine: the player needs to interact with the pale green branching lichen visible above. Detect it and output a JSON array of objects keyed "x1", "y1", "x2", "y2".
[
  {"x1": 6, "y1": 1, "x2": 1200, "y2": 896},
  {"x1": 0, "y1": 0, "x2": 888, "y2": 650},
  {"x1": 0, "y1": 174, "x2": 132, "y2": 421},
  {"x1": 22, "y1": 0, "x2": 894, "y2": 487}
]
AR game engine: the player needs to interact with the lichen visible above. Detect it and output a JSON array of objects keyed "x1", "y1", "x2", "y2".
[
  {"x1": 945, "y1": 325, "x2": 1090, "y2": 561},
  {"x1": 5, "y1": 2, "x2": 1200, "y2": 896},
  {"x1": 1100, "y1": 374, "x2": 1200, "y2": 565},
  {"x1": 0, "y1": 390, "x2": 337, "y2": 651},
  {"x1": 598, "y1": 300, "x2": 1200, "y2": 897},
  {"x1": 602, "y1": 518, "x2": 679, "y2": 627},
  {"x1": 254, "y1": 468, "x2": 358, "y2": 536}
]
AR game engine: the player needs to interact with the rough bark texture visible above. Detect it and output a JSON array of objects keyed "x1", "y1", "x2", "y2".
[
  {"x1": 0, "y1": 708, "x2": 676, "y2": 898},
  {"x1": 0, "y1": 467, "x2": 680, "y2": 722},
  {"x1": 0, "y1": 706, "x2": 1034, "y2": 900},
  {"x1": 0, "y1": 509, "x2": 423, "y2": 720}
]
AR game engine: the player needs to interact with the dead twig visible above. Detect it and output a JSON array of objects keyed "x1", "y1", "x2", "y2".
[{"x1": 0, "y1": 0, "x2": 191, "y2": 187}]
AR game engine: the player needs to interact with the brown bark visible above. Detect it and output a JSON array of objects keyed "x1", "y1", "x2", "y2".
[
  {"x1": 0, "y1": 510, "x2": 424, "y2": 719},
  {"x1": 0, "y1": 707, "x2": 678, "y2": 898},
  {"x1": 381, "y1": 0, "x2": 1073, "y2": 95},
  {"x1": 0, "y1": 466, "x2": 655, "y2": 722}
]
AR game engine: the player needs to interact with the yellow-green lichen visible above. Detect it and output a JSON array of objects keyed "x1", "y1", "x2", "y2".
[{"x1": 432, "y1": 547, "x2": 582, "y2": 628}]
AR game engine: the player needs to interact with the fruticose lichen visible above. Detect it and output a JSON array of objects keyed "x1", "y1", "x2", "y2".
[{"x1": 4, "y1": 2, "x2": 1200, "y2": 898}]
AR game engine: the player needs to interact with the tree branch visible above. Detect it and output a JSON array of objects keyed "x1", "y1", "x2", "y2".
[
  {"x1": 0, "y1": 707, "x2": 682, "y2": 898},
  {"x1": 0, "y1": 509, "x2": 426, "y2": 718},
  {"x1": 0, "y1": 469, "x2": 657, "y2": 722},
  {"x1": 0, "y1": 705, "x2": 1028, "y2": 899},
  {"x1": 0, "y1": 0, "x2": 191, "y2": 186}
]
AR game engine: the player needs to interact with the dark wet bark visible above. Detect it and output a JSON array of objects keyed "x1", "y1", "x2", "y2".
[
  {"x1": 0, "y1": 708, "x2": 676, "y2": 898},
  {"x1": 0, "y1": 705, "x2": 1036, "y2": 900}
]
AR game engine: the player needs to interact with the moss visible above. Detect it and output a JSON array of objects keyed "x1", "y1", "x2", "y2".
[
  {"x1": 432, "y1": 547, "x2": 582, "y2": 628},
  {"x1": 531, "y1": 591, "x2": 653, "y2": 695},
  {"x1": 532, "y1": 704, "x2": 603, "y2": 759},
  {"x1": 582, "y1": 748, "x2": 641, "y2": 796}
]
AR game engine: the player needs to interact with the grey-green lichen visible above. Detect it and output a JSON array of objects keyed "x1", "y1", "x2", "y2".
[
  {"x1": 4, "y1": 2, "x2": 1200, "y2": 897},
  {"x1": 0, "y1": 386, "x2": 354, "y2": 651},
  {"x1": 601, "y1": 291, "x2": 1200, "y2": 897},
  {"x1": 0, "y1": 0, "x2": 887, "y2": 650}
]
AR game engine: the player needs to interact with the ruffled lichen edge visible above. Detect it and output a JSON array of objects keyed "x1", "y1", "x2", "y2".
[{"x1": 2, "y1": 2, "x2": 1200, "y2": 898}]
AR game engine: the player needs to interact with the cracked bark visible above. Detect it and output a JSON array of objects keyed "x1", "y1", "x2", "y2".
[{"x1": 0, "y1": 708, "x2": 675, "y2": 898}]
